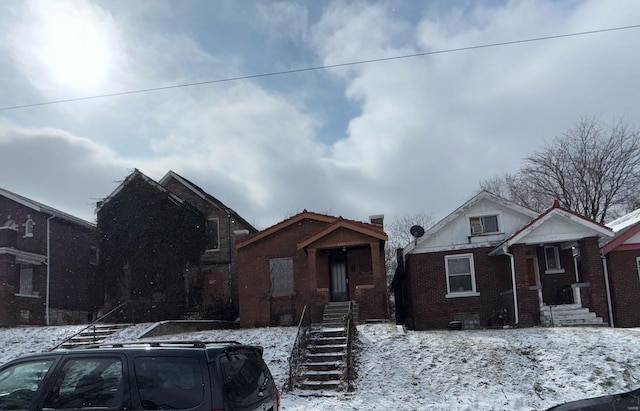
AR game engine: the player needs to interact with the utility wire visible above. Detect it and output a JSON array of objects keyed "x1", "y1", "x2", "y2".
[{"x1": 1, "y1": 24, "x2": 639, "y2": 111}]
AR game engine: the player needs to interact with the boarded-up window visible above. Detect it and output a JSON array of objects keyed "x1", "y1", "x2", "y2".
[
  {"x1": 206, "y1": 218, "x2": 220, "y2": 250},
  {"x1": 19, "y1": 267, "x2": 33, "y2": 295},
  {"x1": 269, "y1": 258, "x2": 293, "y2": 296}
]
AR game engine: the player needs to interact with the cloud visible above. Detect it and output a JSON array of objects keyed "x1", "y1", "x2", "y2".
[{"x1": 0, "y1": 120, "x2": 130, "y2": 221}]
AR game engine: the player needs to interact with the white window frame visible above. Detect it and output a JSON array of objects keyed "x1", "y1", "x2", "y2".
[
  {"x1": 23, "y1": 216, "x2": 34, "y2": 238},
  {"x1": 636, "y1": 257, "x2": 640, "y2": 285},
  {"x1": 468, "y1": 214, "x2": 500, "y2": 236},
  {"x1": 445, "y1": 253, "x2": 480, "y2": 298},
  {"x1": 544, "y1": 245, "x2": 564, "y2": 274},
  {"x1": 206, "y1": 217, "x2": 220, "y2": 251}
]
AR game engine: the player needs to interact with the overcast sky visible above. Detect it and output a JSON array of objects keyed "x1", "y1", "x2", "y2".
[{"x1": 1, "y1": 0, "x2": 640, "y2": 230}]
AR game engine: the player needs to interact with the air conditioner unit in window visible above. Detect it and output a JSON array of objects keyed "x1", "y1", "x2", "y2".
[{"x1": 471, "y1": 224, "x2": 483, "y2": 235}]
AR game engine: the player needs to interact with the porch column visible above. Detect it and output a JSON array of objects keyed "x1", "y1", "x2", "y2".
[
  {"x1": 511, "y1": 244, "x2": 538, "y2": 326},
  {"x1": 307, "y1": 247, "x2": 318, "y2": 290},
  {"x1": 578, "y1": 237, "x2": 610, "y2": 324}
]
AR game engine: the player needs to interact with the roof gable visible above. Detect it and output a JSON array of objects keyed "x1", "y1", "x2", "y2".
[
  {"x1": 405, "y1": 191, "x2": 538, "y2": 255},
  {"x1": 236, "y1": 210, "x2": 384, "y2": 249},
  {"x1": 97, "y1": 169, "x2": 184, "y2": 212},
  {"x1": 497, "y1": 201, "x2": 613, "y2": 252},
  {"x1": 159, "y1": 171, "x2": 257, "y2": 232},
  {"x1": 0, "y1": 187, "x2": 95, "y2": 229},
  {"x1": 297, "y1": 219, "x2": 388, "y2": 249},
  {"x1": 603, "y1": 219, "x2": 640, "y2": 254}
]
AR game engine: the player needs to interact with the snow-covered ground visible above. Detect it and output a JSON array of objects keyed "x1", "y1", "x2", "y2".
[{"x1": 1, "y1": 323, "x2": 639, "y2": 410}]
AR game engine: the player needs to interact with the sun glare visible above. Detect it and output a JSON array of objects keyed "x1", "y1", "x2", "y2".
[{"x1": 37, "y1": 3, "x2": 115, "y2": 90}]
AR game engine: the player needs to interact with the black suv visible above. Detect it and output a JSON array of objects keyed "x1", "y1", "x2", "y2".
[{"x1": 0, "y1": 340, "x2": 280, "y2": 411}]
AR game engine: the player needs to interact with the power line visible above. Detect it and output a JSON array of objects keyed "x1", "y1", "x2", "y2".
[{"x1": 1, "y1": 24, "x2": 639, "y2": 111}]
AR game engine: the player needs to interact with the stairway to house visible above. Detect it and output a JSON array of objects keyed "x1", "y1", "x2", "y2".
[
  {"x1": 60, "y1": 323, "x2": 132, "y2": 349},
  {"x1": 297, "y1": 302, "x2": 357, "y2": 391},
  {"x1": 540, "y1": 304, "x2": 606, "y2": 327}
]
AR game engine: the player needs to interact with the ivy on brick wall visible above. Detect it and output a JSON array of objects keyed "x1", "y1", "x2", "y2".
[{"x1": 97, "y1": 173, "x2": 207, "y2": 314}]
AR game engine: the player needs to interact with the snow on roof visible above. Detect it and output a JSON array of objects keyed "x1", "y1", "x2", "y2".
[{"x1": 606, "y1": 208, "x2": 640, "y2": 233}]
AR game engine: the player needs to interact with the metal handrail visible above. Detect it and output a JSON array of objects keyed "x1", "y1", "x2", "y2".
[
  {"x1": 48, "y1": 301, "x2": 130, "y2": 351},
  {"x1": 344, "y1": 301, "x2": 356, "y2": 389},
  {"x1": 286, "y1": 305, "x2": 310, "y2": 390}
]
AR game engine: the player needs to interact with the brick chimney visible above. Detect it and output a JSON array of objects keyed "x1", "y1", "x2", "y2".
[{"x1": 369, "y1": 214, "x2": 384, "y2": 228}]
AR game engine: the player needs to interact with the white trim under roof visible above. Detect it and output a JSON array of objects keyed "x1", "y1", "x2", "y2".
[{"x1": 0, "y1": 188, "x2": 95, "y2": 229}]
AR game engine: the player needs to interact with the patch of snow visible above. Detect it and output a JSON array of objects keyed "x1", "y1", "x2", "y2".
[
  {"x1": 607, "y1": 208, "x2": 640, "y2": 232},
  {"x1": 1, "y1": 324, "x2": 640, "y2": 410}
]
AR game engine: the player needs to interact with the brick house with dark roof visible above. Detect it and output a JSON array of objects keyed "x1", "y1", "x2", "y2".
[
  {"x1": 236, "y1": 210, "x2": 388, "y2": 327},
  {"x1": 0, "y1": 188, "x2": 100, "y2": 326},
  {"x1": 393, "y1": 192, "x2": 614, "y2": 330}
]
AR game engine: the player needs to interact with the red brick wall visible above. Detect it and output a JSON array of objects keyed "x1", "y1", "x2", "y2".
[
  {"x1": 578, "y1": 237, "x2": 610, "y2": 324},
  {"x1": 607, "y1": 249, "x2": 640, "y2": 327},
  {"x1": 237, "y1": 219, "x2": 387, "y2": 327},
  {"x1": 405, "y1": 247, "x2": 512, "y2": 330}
]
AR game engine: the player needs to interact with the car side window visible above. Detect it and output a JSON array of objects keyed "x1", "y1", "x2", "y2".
[
  {"x1": 43, "y1": 357, "x2": 124, "y2": 410},
  {"x1": 220, "y1": 351, "x2": 274, "y2": 409},
  {"x1": 134, "y1": 357, "x2": 204, "y2": 410},
  {"x1": 0, "y1": 359, "x2": 55, "y2": 410}
]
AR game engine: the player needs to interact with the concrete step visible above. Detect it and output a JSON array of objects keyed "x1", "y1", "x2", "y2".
[
  {"x1": 304, "y1": 361, "x2": 343, "y2": 371},
  {"x1": 307, "y1": 352, "x2": 344, "y2": 362},
  {"x1": 309, "y1": 344, "x2": 347, "y2": 354},
  {"x1": 300, "y1": 369, "x2": 343, "y2": 382},
  {"x1": 298, "y1": 379, "x2": 342, "y2": 390}
]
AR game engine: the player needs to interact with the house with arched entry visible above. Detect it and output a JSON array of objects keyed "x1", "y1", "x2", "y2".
[{"x1": 236, "y1": 210, "x2": 388, "y2": 327}]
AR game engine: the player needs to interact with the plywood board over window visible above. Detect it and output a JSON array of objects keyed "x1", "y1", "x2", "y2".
[{"x1": 269, "y1": 257, "x2": 293, "y2": 296}]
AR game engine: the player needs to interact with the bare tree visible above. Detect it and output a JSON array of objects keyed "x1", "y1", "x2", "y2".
[
  {"x1": 385, "y1": 213, "x2": 435, "y2": 280},
  {"x1": 479, "y1": 117, "x2": 640, "y2": 223}
]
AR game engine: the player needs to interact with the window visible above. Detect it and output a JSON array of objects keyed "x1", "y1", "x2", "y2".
[
  {"x1": 0, "y1": 359, "x2": 55, "y2": 409},
  {"x1": 89, "y1": 246, "x2": 99, "y2": 265},
  {"x1": 23, "y1": 216, "x2": 34, "y2": 237},
  {"x1": 206, "y1": 218, "x2": 220, "y2": 250},
  {"x1": 637, "y1": 257, "x2": 640, "y2": 284},
  {"x1": 44, "y1": 357, "x2": 124, "y2": 409},
  {"x1": 19, "y1": 267, "x2": 33, "y2": 295},
  {"x1": 135, "y1": 357, "x2": 203, "y2": 410},
  {"x1": 269, "y1": 257, "x2": 294, "y2": 295},
  {"x1": 445, "y1": 254, "x2": 478, "y2": 297},
  {"x1": 220, "y1": 351, "x2": 275, "y2": 410},
  {"x1": 469, "y1": 215, "x2": 499, "y2": 235},
  {"x1": 544, "y1": 246, "x2": 563, "y2": 273}
]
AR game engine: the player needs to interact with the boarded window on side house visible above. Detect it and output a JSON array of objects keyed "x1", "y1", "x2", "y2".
[
  {"x1": 269, "y1": 258, "x2": 293, "y2": 296},
  {"x1": 206, "y1": 218, "x2": 220, "y2": 250},
  {"x1": 19, "y1": 267, "x2": 34, "y2": 295}
]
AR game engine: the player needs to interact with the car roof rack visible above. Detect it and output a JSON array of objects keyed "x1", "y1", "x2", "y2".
[{"x1": 79, "y1": 340, "x2": 243, "y2": 349}]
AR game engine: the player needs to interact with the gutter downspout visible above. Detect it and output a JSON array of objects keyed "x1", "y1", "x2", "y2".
[
  {"x1": 600, "y1": 255, "x2": 614, "y2": 328},
  {"x1": 46, "y1": 214, "x2": 56, "y2": 326},
  {"x1": 504, "y1": 248, "x2": 520, "y2": 326}
]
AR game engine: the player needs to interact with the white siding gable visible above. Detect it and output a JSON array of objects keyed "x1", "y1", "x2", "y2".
[
  {"x1": 411, "y1": 197, "x2": 534, "y2": 253},
  {"x1": 624, "y1": 231, "x2": 640, "y2": 245},
  {"x1": 519, "y1": 215, "x2": 596, "y2": 244}
]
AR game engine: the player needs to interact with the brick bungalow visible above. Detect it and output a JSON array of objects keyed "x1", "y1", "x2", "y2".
[
  {"x1": 602, "y1": 208, "x2": 640, "y2": 327},
  {"x1": 0, "y1": 188, "x2": 100, "y2": 326},
  {"x1": 393, "y1": 191, "x2": 614, "y2": 330},
  {"x1": 236, "y1": 211, "x2": 388, "y2": 327}
]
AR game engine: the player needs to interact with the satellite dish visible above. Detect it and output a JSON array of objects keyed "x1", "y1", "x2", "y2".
[{"x1": 410, "y1": 225, "x2": 425, "y2": 238}]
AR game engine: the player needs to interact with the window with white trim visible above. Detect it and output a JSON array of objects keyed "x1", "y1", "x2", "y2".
[
  {"x1": 445, "y1": 254, "x2": 478, "y2": 296},
  {"x1": 469, "y1": 215, "x2": 499, "y2": 235},
  {"x1": 636, "y1": 257, "x2": 640, "y2": 284},
  {"x1": 544, "y1": 246, "x2": 562, "y2": 272},
  {"x1": 24, "y1": 216, "x2": 34, "y2": 237},
  {"x1": 206, "y1": 218, "x2": 220, "y2": 250}
]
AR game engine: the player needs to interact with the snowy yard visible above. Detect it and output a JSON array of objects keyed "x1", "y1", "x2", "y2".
[{"x1": 1, "y1": 323, "x2": 639, "y2": 410}]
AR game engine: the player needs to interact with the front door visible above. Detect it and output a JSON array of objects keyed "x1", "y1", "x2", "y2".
[{"x1": 330, "y1": 262, "x2": 349, "y2": 302}]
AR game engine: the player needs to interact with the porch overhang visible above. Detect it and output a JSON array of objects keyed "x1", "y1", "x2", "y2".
[{"x1": 489, "y1": 206, "x2": 613, "y2": 256}]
